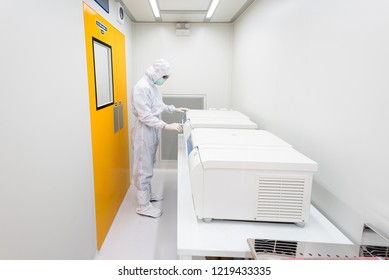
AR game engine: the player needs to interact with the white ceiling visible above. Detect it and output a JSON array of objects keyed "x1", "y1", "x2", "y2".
[{"x1": 120, "y1": 0, "x2": 256, "y2": 23}]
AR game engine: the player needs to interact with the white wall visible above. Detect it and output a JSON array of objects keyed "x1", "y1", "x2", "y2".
[
  {"x1": 0, "y1": 0, "x2": 133, "y2": 259},
  {"x1": 132, "y1": 23, "x2": 233, "y2": 109},
  {"x1": 232, "y1": 0, "x2": 389, "y2": 242}
]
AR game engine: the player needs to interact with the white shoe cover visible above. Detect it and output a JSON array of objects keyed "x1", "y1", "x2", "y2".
[
  {"x1": 150, "y1": 192, "x2": 163, "y2": 202},
  {"x1": 136, "y1": 202, "x2": 162, "y2": 218}
]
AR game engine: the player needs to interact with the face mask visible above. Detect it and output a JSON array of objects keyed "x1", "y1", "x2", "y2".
[{"x1": 154, "y1": 78, "x2": 165, "y2": 86}]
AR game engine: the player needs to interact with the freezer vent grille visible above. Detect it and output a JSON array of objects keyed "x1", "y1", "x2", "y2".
[
  {"x1": 254, "y1": 239, "x2": 297, "y2": 257},
  {"x1": 257, "y1": 176, "x2": 305, "y2": 220},
  {"x1": 361, "y1": 245, "x2": 389, "y2": 258}
]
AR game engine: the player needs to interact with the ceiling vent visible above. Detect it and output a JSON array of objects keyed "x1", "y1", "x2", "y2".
[{"x1": 176, "y1": 22, "x2": 190, "y2": 36}]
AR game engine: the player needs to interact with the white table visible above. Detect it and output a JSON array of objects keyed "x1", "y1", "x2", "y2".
[{"x1": 177, "y1": 135, "x2": 352, "y2": 259}]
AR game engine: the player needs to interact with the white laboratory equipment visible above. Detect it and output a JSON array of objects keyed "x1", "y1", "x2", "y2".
[
  {"x1": 188, "y1": 128, "x2": 292, "y2": 148},
  {"x1": 185, "y1": 109, "x2": 252, "y2": 120},
  {"x1": 182, "y1": 109, "x2": 258, "y2": 140},
  {"x1": 186, "y1": 129, "x2": 318, "y2": 227}
]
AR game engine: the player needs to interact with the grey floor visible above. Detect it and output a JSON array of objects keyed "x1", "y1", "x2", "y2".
[{"x1": 94, "y1": 169, "x2": 179, "y2": 260}]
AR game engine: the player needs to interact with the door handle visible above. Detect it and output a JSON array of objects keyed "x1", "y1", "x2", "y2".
[
  {"x1": 118, "y1": 101, "x2": 123, "y2": 130},
  {"x1": 113, "y1": 102, "x2": 119, "y2": 133}
]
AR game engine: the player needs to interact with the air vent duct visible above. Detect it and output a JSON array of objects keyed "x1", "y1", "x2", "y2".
[
  {"x1": 253, "y1": 239, "x2": 297, "y2": 257},
  {"x1": 248, "y1": 224, "x2": 389, "y2": 260}
]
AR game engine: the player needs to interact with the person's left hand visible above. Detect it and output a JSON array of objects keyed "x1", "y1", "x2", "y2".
[{"x1": 174, "y1": 107, "x2": 189, "y2": 113}]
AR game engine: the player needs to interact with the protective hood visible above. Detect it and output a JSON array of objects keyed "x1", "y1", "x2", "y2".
[{"x1": 145, "y1": 58, "x2": 172, "y2": 83}]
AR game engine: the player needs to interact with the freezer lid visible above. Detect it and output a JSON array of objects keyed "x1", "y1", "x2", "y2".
[
  {"x1": 198, "y1": 146, "x2": 318, "y2": 172},
  {"x1": 191, "y1": 128, "x2": 292, "y2": 148},
  {"x1": 186, "y1": 109, "x2": 250, "y2": 119},
  {"x1": 188, "y1": 118, "x2": 258, "y2": 129}
]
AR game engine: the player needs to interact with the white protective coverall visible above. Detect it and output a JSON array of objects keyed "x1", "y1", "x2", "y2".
[{"x1": 131, "y1": 59, "x2": 185, "y2": 218}]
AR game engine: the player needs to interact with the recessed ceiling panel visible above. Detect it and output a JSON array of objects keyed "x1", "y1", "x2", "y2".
[
  {"x1": 121, "y1": 0, "x2": 254, "y2": 23},
  {"x1": 161, "y1": 13, "x2": 206, "y2": 23},
  {"x1": 211, "y1": 0, "x2": 249, "y2": 23},
  {"x1": 121, "y1": 0, "x2": 155, "y2": 21},
  {"x1": 159, "y1": 0, "x2": 211, "y2": 11}
]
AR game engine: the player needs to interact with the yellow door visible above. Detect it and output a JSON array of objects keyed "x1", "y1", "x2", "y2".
[{"x1": 83, "y1": 3, "x2": 130, "y2": 250}]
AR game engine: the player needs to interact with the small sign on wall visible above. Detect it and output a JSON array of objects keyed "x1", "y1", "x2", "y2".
[{"x1": 94, "y1": 0, "x2": 109, "y2": 13}]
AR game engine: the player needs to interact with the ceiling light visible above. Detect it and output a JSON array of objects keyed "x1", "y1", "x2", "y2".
[
  {"x1": 149, "y1": 0, "x2": 160, "y2": 18},
  {"x1": 206, "y1": 0, "x2": 220, "y2": 19}
]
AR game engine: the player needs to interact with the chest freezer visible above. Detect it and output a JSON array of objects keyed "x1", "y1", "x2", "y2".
[
  {"x1": 188, "y1": 128, "x2": 292, "y2": 148},
  {"x1": 184, "y1": 118, "x2": 258, "y2": 141},
  {"x1": 184, "y1": 128, "x2": 292, "y2": 162},
  {"x1": 186, "y1": 139, "x2": 317, "y2": 226},
  {"x1": 184, "y1": 109, "x2": 252, "y2": 120},
  {"x1": 183, "y1": 109, "x2": 258, "y2": 140}
]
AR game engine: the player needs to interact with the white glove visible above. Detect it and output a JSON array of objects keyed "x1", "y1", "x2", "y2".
[
  {"x1": 164, "y1": 123, "x2": 183, "y2": 133},
  {"x1": 174, "y1": 107, "x2": 189, "y2": 113}
]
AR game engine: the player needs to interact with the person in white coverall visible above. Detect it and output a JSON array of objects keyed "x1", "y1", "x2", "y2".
[{"x1": 131, "y1": 59, "x2": 188, "y2": 218}]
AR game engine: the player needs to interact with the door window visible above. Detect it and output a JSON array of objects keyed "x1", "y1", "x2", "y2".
[{"x1": 92, "y1": 38, "x2": 114, "y2": 109}]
